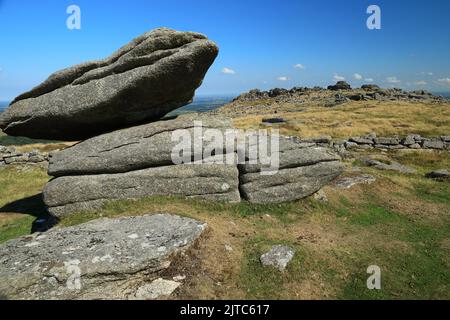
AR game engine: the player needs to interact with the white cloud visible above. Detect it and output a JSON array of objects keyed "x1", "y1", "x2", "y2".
[
  {"x1": 333, "y1": 74, "x2": 345, "y2": 81},
  {"x1": 414, "y1": 81, "x2": 427, "y2": 86},
  {"x1": 364, "y1": 78, "x2": 374, "y2": 82},
  {"x1": 277, "y1": 76, "x2": 289, "y2": 81},
  {"x1": 293, "y1": 64, "x2": 305, "y2": 69},
  {"x1": 353, "y1": 73, "x2": 363, "y2": 80},
  {"x1": 438, "y1": 78, "x2": 450, "y2": 86},
  {"x1": 427, "y1": 72, "x2": 433, "y2": 76},
  {"x1": 221, "y1": 67, "x2": 236, "y2": 75},
  {"x1": 386, "y1": 76, "x2": 401, "y2": 84}
]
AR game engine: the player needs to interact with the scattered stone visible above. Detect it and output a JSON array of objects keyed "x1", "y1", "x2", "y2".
[
  {"x1": 374, "y1": 137, "x2": 400, "y2": 145},
  {"x1": 422, "y1": 139, "x2": 445, "y2": 150},
  {"x1": 134, "y1": 278, "x2": 181, "y2": 300},
  {"x1": 172, "y1": 275, "x2": 186, "y2": 282},
  {"x1": 260, "y1": 245, "x2": 295, "y2": 271},
  {"x1": 224, "y1": 245, "x2": 233, "y2": 252},
  {"x1": 333, "y1": 174, "x2": 376, "y2": 189},
  {"x1": 0, "y1": 214, "x2": 206, "y2": 300},
  {"x1": 300, "y1": 136, "x2": 332, "y2": 144},
  {"x1": 344, "y1": 141, "x2": 359, "y2": 149},
  {"x1": 0, "y1": 28, "x2": 219, "y2": 140},
  {"x1": 408, "y1": 143, "x2": 422, "y2": 149},
  {"x1": 0, "y1": 146, "x2": 49, "y2": 167},
  {"x1": 425, "y1": 170, "x2": 450, "y2": 181},
  {"x1": 350, "y1": 137, "x2": 374, "y2": 145},
  {"x1": 261, "y1": 118, "x2": 286, "y2": 124},
  {"x1": 313, "y1": 189, "x2": 328, "y2": 202},
  {"x1": 364, "y1": 158, "x2": 417, "y2": 174}
]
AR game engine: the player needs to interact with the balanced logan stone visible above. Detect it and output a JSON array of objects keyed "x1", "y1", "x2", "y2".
[{"x1": 0, "y1": 28, "x2": 219, "y2": 140}]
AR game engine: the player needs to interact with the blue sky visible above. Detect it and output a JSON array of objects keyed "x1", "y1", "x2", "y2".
[{"x1": 0, "y1": 0, "x2": 450, "y2": 100}]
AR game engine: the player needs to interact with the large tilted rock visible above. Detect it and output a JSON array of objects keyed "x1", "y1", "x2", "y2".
[
  {"x1": 0, "y1": 28, "x2": 218, "y2": 140},
  {"x1": 0, "y1": 214, "x2": 206, "y2": 300}
]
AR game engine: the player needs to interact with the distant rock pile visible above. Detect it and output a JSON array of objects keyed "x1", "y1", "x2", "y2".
[
  {"x1": 333, "y1": 133, "x2": 450, "y2": 153},
  {"x1": 222, "y1": 81, "x2": 447, "y2": 115},
  {"x1": 0, "y1": 145, "x2": 48, "y2": 167}
]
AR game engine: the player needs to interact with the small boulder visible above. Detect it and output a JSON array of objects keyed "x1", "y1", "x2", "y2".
[
  {"x1": 425, "y1": 170, "x2": 450, "y2": 181},
  {"x1": 260, "y1": 245, "x2": 295, "y2": 271}
]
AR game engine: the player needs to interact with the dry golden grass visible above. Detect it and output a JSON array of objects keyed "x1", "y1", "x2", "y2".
[{"x1": 230, "y1": 100, "x2": 450, "y2": 138}]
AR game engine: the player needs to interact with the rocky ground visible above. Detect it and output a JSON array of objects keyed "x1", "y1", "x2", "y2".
[
  {"x1": 0, "y1": 147, "x2": 449, "y2": 299},
  {"x1": 0, "y1": 27, "x2": 449, "y2": 300},
  {"x1": 216, "y1": 82, "x2": 447, "y2": 117}
]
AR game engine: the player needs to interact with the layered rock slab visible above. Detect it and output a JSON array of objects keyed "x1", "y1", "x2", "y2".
[
  {"x1": 44, "y1": 115, "x2": 344, "y2": 215},
  {"x1": 48, "y1": 114, "x2": 233, "y2": 177},
  {"x1": 0, "y1": 214, "x2": 206, "y2": 300},
  {"x1": 44, "y1": 164, "x2": 240, "y2": 217},
  {"x1": 0, "y1": 28, "x2": 218, "y2": 140},
  {"x1": 239, "y1": 136, "x2": 344, "y2": 203}
]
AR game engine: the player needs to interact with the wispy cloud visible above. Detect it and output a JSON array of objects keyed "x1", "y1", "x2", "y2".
[
  {"x1": 277, "y1": 76, "x2": 289, "y2": 81},
  {"x1": 386, "y1": 76, "x2": 401, "y2": 84},
  {"x1": 353, "y1": 73, "x2": 363, "y2": 80},
  {"x1": 221, "y1": 67, "x2": 236, "y2": 75},
  {"x1": 364, "y1": 78, "x2": 374, "y2": 82},
  {"x1": 414, "y1": 80, "x2": 427, "y2": 86},
  {"x1": 438, "y1": 78, "x2": 450, "y2": 86},
  {"x1": 333, "y1": 74, "x2": 345, "y2": 81},
  {"x1": 293, "y1": 64, "x2": 305, "y2": 70}
]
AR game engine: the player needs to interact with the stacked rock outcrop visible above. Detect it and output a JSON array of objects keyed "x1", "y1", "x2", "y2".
[
  {"x1": 0, "y1": 28, "x2": 344, "y2": 218},
  {"x1": 0, "y1": 145, "x2": 48, "y2": 167}
]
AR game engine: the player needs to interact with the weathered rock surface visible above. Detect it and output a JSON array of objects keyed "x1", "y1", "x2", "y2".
[
  {"x1": 260, "y1": 245, "x2": 295, "y2": 271},
  {"x1": 363, "y1": 158, "x2": 417, "y2": 174},
  {"x1": 239, "y1": 136, "x2": 344, "y2": 204},
  {"x1": 0, "y1": 145, "x2": 49, "y2": 167},
  {"x1": 44, "y1": 164, "x2": 240, "y2": 217},
  {"x1": 135, "y1": 278, "x2": 181, "y2": 300},
  {"x1": 0, "y1": 28, "x2": 218, "y2": 140},
  {"x1": 48, "y1": 114, "x2": 232, "y2": 177},
  {"x1": 0, "y1": 214, "x2": 206, "y2": 300},
  {"x1": 333, "y1": 174, "x2": 376, "y2": 189}
]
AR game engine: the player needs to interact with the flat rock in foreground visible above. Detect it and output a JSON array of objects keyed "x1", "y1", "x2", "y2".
[
  {"x1": 0, "y1": 214, "x2": 206, "y2": 300},
  {"x1": 0, "y1": 28, "x2": 218, "y2": 140}
]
